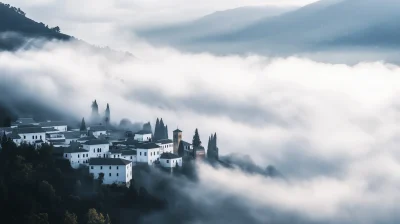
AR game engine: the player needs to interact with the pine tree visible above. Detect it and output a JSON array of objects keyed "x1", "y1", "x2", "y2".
[
  {"x1": 80, "y1": 118, "x2": 87, "y2": 131},
  {"x1": 192, "y1": 128, "x2": 201, "y2": 147},
  {"x1": 165, "y1": 125, "x2": 168, "y2": 139}
]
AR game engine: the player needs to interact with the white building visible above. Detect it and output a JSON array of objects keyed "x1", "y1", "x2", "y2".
[
  {"x1": 46, "y1": 132, "x2": 66, "y2": 145},
  {"x1": 62, "y1": 147, "x2": 90, "y2": 169},
  {"x1": 7, "y1": 132, "x2": 22, "y2": 146},
  {"x1": 82, "y1": 139, "x2": 110, "y2": 158},
  {"x1": 155, "y1": 139, "x2": 174, "y2": 154},
  {"x1": 181, "y1": 141, "x2": 193, "y2": 155},
  {"x1": 159, "y1": 153, "x2": 182, "y2": 168},
  {"x1": 63, "y1": 131, "x2": 82, "y2": 144},
  {"x1": 77, "y1": 135, "x2": 97, "y2": 144},
  {"x1": 136, "y1": 142, "x2": 160, "y2": 165},
  {"x1": 88, "y1": 125, "x2": 107, "y2": 138},
  {"x1": 134, "y1": 130, "x2": 152, "y2": 142},
  {"x1": 39, "y1": 121, "x2": 68, "y2": 132},
  {"x1": 89, "y1": 158, "x2": 132, "y2": 186},
  {"x1": 108, "y1": 149, "x2": 137, "y2": 164},
  {"x1": 15, "y1": 127, "x2": 46, "y2": 145}
]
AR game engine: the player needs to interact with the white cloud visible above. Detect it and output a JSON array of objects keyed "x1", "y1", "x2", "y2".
[{"x1": 2, "y1": 39, "x2": 400, "y2": 222}]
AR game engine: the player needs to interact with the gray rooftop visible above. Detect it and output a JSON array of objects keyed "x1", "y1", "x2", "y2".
[
  {"x1": 83, "y1": 139, "x2": 109, "y2": 145},
  {"x1": 156, "y1": 139, "x2": 173, "y2": 144},
  {"x1": 137, "y1": 142, "x2": 160, "y2": 149},
  {"x1": 16, "y1": 127, "x2": 46, "y2": 134},
  {"x1": 160, "y1": 153, "x2": 181, "y2": 159},
  {"x1": 39, "y1": 121, "x2": 67, "y2": 127},
  {"x1": 89, "y1": 158, "x2": 131, "y2": 166},
  {"x1": 135, "y1": 130, "x2": 152, "y2": 135}
]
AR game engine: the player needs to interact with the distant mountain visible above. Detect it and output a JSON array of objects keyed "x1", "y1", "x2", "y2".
[
  {"x1": 138, "y1": 0, "x2": 400, "y2": 57},
  {"x1": 136, "y1": 6, "x2": 297, "y2": 46}
]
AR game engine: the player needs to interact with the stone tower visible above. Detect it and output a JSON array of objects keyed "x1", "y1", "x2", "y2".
[
  {"x1": 105, "y1": 103, "x2": 110, "y2": 124},
  {"x1": 173, "y1": 128, "x2": 182, "y2": 154}
]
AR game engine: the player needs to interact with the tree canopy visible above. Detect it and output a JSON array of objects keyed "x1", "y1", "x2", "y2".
[{"x1": 192, "y1": 128, "x2": 201, "y2": 147}]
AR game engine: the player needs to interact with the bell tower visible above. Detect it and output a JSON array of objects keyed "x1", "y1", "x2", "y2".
[{"x1": 173, "y1": 128, "x2": 182, "y2": 154}]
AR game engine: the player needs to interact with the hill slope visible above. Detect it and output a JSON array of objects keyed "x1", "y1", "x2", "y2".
[
  {"x1": 0, "y1": 2, "x2": 71, "y2": 50},
  {"x1": 136, "y1": 6, "x2": 296, "y2": 45}
]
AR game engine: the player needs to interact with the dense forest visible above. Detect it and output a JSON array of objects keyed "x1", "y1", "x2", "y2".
[{"x1": 0, "y1": 137, "x2": 169, "y2": 224}]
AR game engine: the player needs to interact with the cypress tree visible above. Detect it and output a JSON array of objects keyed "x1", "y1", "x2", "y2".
[
  {"x1": 154, "y1": 118, "x2": 160, "y2": 140},
  {"x1": 192, "y1": 128, "x2": 201, "y2": 147},
  {"x1": 178, "y1": 141, "x2": 184, "y2": 157},
  {"x1": 80, "y1": 118, "x2": 87, "y2": 131},
  {"x1": 165, "y1": 125, "x2": 168, "y2": 139},
  {"x1": 160, "y1": 118, "x2": 165, "y2": 139}
]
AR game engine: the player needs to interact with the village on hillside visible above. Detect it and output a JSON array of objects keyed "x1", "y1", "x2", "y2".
[{"x1": 0, "y1": 100, "x2": 219, "y2": 187}]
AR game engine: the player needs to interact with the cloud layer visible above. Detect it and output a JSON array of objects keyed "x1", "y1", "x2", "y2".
[{"x1": 2, "y1": 39, "x2": 400, "y2": 223}]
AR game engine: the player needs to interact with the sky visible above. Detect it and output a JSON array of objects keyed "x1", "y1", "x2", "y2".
[{"x1": 3, "y1": 0, "x2": 400, "y2": 223}]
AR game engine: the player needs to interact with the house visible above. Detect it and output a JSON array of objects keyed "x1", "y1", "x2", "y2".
[
  {"x1": 155, "y1": 139, "x2": 174, "y2": 154},
  {"x1": 62, "y1": 147, "x2": 90, "y2": 169},
  {"x1": 134, "y1": 130, "x2": 152, "y2": 142},
  {"x1": 121, "y1": 150, "x2": 137, "y2": 164},
  {"x1": 11, "y1": 117, "x2": 38, "y2": 128},
  {"x1": 82, "y1": 139, "x2": 110, "y2": 158},
  {"x1": 14, "y1": 127, "x2": 46, "y2": 145},
  {"x1": 46, "y1": 132, "x2": 65, "y2": 144},
  {"x1": 63, "y1": 131, "x2": 81, "y2": 144},
  {"x1": 136, "y1": 142, "x2": 160, "y2": 165},
  {"x1": 89, "y1": 158, "x2": 132, "y2": 186},
  {"x1": 180, "y1": 141, "x2": 193, "y2": 155},
  {"x1": 39, "y1": 121, "x2": 68, "y2": 132},
  {"x1": 159, "y1": 153, "x2": 182, "y2": 168},
  {"x1": 7, "y1": 132, "x2": 22, "y2": 145},
  {"x1": 88, "y1": 125, "x2": 107, "y2": 138},
  {"x1": 77, "y1": 135, "x2": 97, "y2": 143}
]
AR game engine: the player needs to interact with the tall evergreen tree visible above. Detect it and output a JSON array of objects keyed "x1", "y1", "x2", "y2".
[
  {"x1": 192, "y1": 128, "x2": 201, "y2": 147},
  {"x1": 165, "y1": 125, "x2": 168, "y2": 139},
  {"x1": 91, "y1": 100, "x2": 99, "y2": 123},
  {"x1": 104, "y1": 103, "x2": 110, "y2": 124},
  {"x1": 154, "y1": 118, "x2": 160, "y2": 140},
  {"x1": 178, "y1": 141, "x2": 184, "y2": 157},
  {"x1": 159, "y1": 118, "x2": 165, "y2": 139},
  {"x1": 80, "y1": 118, "x2": 87, "y2": 131}
]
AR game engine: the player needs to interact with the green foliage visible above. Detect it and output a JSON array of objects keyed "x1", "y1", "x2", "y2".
[
  {"x1": 86, "y1": 208, "x2": 106, "y2": 224},
  {"x1": 63, "y1": 211, "x2": 78, "y2": 224}
]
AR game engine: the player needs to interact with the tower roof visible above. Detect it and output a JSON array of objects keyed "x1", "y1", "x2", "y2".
[{"x1": 173, "y1": 129, "x2": 182, "y2": 133}]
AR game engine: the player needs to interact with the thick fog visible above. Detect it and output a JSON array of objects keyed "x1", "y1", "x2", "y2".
[{"x1": 2, "y1": 37, "x2": 400, "y2": 222}]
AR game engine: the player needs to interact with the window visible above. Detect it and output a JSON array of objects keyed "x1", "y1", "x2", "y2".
[
  {"x1": 140, "y1": 152, "x2": 142, "y2": 156},
  {"x1": 24, "y1": 135, "x2": 26, "y2": 139},
  {"x1": 100, "y1": 148, "x2": 102, "y2": 152},
  {"x1": 100, "y1": 166, "x2": 103, "y2": 169},
  {"x1": 109, "y1": 173, "x2": 111, "y2": 177},
  {"x1": 32, "y1": 136, "x2": 34, "y2": 139},
  {"x1": 117, "y1": 173, "x2": 119, "y2": 176},
  {"x1": 130, "y1": 156, "x2": 132, "y2": 159},
  {"x1": 93, "y1": 149, "x2": 95, "y2": 153},
  {"x1": 91, "y1": 166, "x2": 93, "y2": 169},
  {"x1": 78, "y1": 154, "x2": 80, "y2": 158},
  {"x1": 114, "y1": 155, "x2": 115, "y2": 158},
  {"x1": 117, "y1": 166, "x2": 119, "y2": 170},
  {"x1": 86, "y1": 154, "x2": 88, "y2": 157},
  {"x1": 109, "y1": 166, "x2": 111, "y2": 169},
  {"x1": 167, "y1": 160, "x2": 169, "y2": 163},
  {"x1": 144, "y1": 152, "x2": 147, "y2": 156},
  {"x1": 157, "y1": 151, "x2": 159, "y2": 155},
  {"x1": 40, "y1": 135, "x2": 42, "y2": 139},
  {"x1": 65, "y1": 154, "x2": 67, "y2": 158}
]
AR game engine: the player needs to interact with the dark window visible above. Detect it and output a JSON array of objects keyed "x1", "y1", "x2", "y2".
[
  {"x1": 40, "y1": 135, "x2": 42, "y2": 139},
  {"x1": 109, "y1": 166, "x2": 111, "y2": 169},
  {"x1": 24, "y1": 135, "x2": 26, "y2": 139},
  {"x1": 91, "y1": 166, "x2": 93, "y2": 169},
  {"x1": 117, "y1": 166, "x2": 119, "y2": 170},
  {"x1": 100, "y1": 166, "x2": 102, "y2": 169},
  {"x1": 117, "y1": 173, "x2": 119, "y2": 176},
  {"x1": 32, "y1": 136, "x2": 34, "y2": 139},
  {"x1": 130, "y1": 156, "x2": 132, "y2": 159},
  {"x1": 144, "y1": 152, "x2": 147, "y2": 156},
  {"x1": 167, "y1": 160, "x2": 169, "y2": 163},
  {"x1": 78, "y1": 154, "x2": 80, "y2": 158},
  {"x1": 140, "y1": 152, "x2": 142, "y2": 156},
  {"x1": 109, "y1": 173, "x2": 111, "y2": 177},
  {"x1": 86, "y1": 154, "x2": 88, "y2": 157},
  {"x1": 114, "y1": 155, "x2": 115, "y2": 158},
  {"x1": 93, "y1": 149, "x2": 95, "y2": 153}
]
